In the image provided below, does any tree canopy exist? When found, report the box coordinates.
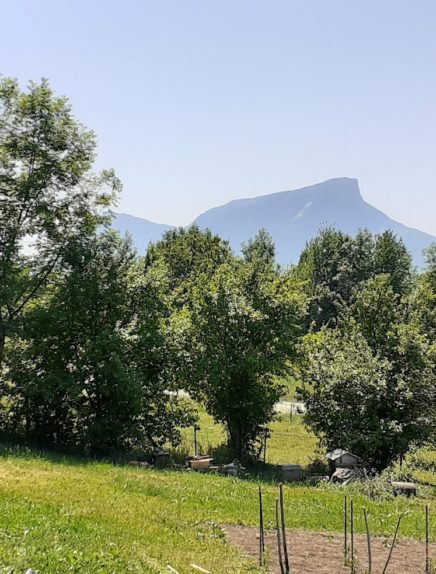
[1,77,434,469]
[298,228,413,329]
[0,78,120,363]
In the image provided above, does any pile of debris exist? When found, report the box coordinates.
[189,455,214,472]
[391,481,417,497]
[327,448,365,485]
[326,448,418,496]
[126,450,245,478]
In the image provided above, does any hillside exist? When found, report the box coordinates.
[194,178,435,267]
[113,178,435,267]
[0,447,434,573]
[111,213,173,254]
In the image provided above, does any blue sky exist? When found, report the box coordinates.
[2,1,436,234]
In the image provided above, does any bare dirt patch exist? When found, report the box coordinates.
[223,524,435,574]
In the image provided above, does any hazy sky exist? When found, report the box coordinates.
[2,1,436,234]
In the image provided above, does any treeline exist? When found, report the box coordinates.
[1,79,435,469]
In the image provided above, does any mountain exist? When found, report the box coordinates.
[111,213,173,254]
[193,178,434,267]
[112,178,435,267]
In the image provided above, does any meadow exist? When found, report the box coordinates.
[176,408,320,467]
[0,412,434,574]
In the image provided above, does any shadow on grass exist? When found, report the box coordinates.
[0,435,122,469]
[0,435,324,488]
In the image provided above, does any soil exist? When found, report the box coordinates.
[223,524,435,574]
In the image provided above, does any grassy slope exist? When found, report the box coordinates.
[177,409,319,465]
[180,408,436,484]
[0,447,435,574]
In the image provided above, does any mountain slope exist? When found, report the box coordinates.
[111,212,173,254]
[112,178,435,267]
[193,178,434,267]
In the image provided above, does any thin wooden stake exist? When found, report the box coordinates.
[344,495,348,565]
[263,432,267,463]
[381,515,402,574]
[279,483,290,573]
[350,499,355,573]
[259,486,265,566]
[425,505,430,574]
[363,508,372,573]
[194,425,198,457]
[276,499,285,574]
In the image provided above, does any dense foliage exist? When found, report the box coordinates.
[299,251,435,469]
[159,230,306,458]
[0,78,434,466]
[0,80,195,454]
[298,228,413,329]
[0,77,119,364]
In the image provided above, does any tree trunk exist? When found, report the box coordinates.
[227,422,245,461]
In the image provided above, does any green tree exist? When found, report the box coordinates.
[4,232,194,453]
[348,274,401,353]
[412,244,436,341]
[424,243,436,279]
[298,228,413,330]
[300,273,434,470]
[300,326,432,470]
[299,228,368,328]
[408,245,436,440]
[349,274,433,381]
[241,228,276,265]
[144,225,232,308]
[0,78,119,364]
[373,230,413,294]
[169,232,306,459]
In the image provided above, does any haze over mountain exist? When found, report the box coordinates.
[110,213,173,255]
[112,178,435,268]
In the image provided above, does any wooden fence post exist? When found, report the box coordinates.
[344,495,348,565]
[425,505,430,574]
[276,499,285,574]
[279,483,290,573]
[350,499,355,573]
[258,486,265,566]
[382,515,402,574]
[363,508,372,573]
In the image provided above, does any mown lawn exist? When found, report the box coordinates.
[0,447,435,574]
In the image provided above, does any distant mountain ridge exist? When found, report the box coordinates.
[112,178,435,268]
[110,212,173,255]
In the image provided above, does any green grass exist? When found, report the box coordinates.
[275,375,299,401]
[177,406,226,458]
[0,449,256,574]
[267,414,320,465]
[0,445,435,574]
[402,447,436,487]
[177,407,319,466]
